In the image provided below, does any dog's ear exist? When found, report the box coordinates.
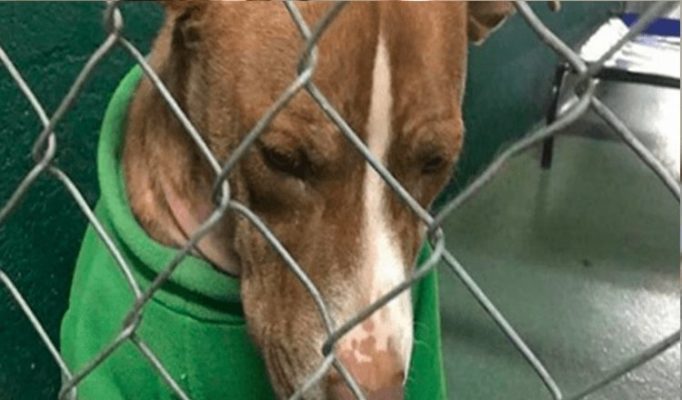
[159,0,207,51]
[467,1,515,45]
[159,0,203,13]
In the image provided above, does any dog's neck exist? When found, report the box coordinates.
[122,42,240,276]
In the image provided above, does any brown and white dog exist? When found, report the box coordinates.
[123,2,513,398]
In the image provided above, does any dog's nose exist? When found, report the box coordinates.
[327,343,405,400]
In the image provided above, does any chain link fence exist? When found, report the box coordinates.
[0,1,679,399]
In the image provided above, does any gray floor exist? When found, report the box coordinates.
[438,74,680,399]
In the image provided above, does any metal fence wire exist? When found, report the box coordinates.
[0,1,679,399]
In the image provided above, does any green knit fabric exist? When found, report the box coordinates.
[60,66,446,399]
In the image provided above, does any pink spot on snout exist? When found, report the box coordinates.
[333,338,405,397]
[357,335,377,359]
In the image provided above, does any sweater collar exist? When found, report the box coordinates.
[98,66,243,320]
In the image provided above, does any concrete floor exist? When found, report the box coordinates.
[438,134,679,399]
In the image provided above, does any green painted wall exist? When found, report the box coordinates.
[0,2,619,399]
[0,3,163,399]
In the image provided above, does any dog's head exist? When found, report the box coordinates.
[145,1,513,398]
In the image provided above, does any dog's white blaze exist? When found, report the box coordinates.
[343,34,413,377]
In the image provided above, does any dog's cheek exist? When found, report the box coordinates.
[233,219,293,336]
[232,214,266,280]
[240,271,328,399]
[260,338,326,400]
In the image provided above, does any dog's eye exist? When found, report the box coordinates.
[422,155,447,174]
[261,145,309,178]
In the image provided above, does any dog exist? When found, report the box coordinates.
[69,2,515,399]
[123,1,514,398]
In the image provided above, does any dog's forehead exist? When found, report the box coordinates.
[203,2,467,141]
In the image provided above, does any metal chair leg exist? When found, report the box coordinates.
[541,64,569,169]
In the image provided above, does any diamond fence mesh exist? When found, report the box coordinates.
[0,1,679,399]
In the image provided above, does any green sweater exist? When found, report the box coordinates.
[60,66,446,399]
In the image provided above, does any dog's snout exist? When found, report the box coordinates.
[327,333,405,400]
